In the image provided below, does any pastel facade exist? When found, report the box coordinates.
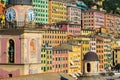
[32,0,49,24]
[114,15,120,34]
[41,29,67,47]
[113,48,120,66]
[103,37,112,70]
[105,13,115,28]
[53,44,68,73]
[67,24,81,36]
[67,3,81,24]
[68,44,81,75]
[49,0,67,24]
[82,10,105,29]
[104,13,115,35]
[72,35,90,55]
[96,35,104,71]
[41,44,53,73]
[90,37,96,53]
[72,35,90,73]
[81,29,94,36]
[0,29,43,78]
[96,33,112,70]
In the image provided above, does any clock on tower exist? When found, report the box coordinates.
[6,0,35,27]
[6,8,16,22]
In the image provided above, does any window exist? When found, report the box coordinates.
[8,74,12,77]
[87,63,91,72]
[8,39,14,63]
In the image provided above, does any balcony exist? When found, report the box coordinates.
[70,65,78,68]
[73,58,80,62]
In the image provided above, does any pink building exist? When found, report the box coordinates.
[82,9,105,29]
[67,3,81,36]
[67,24,81,36]
[53,43,69,73]
[0,29,42,78]
[67,3,81,24]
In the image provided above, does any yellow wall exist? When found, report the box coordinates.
[81,29,94,36]
[49,0,67,24]
[42,29,67,47]
[68,45,82,75]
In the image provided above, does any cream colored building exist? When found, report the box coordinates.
[83,52,99,76]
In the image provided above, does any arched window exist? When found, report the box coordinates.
[87,63,91,72]
[8,39,14,63]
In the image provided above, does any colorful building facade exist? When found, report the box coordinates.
[41,29,67,47]
[96,34,104,71]
[105,13,115,35]
[53,44,68,73]
[49,0,67,24]
[81,29,94,36]
[113,47,120,66]
[67,24,81,36]
[0,29,43,78]
[32,0,49,24]
[67,3,81,24]
[114,15,120,34]
[68,43,81,76]
[82,10,105,29]
[41,44,53,73]
[90,36,96,53]
[103,36,112,70]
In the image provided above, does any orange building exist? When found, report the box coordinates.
[82,9,105,29]
[96,34,104,71]
[105,13,115,33]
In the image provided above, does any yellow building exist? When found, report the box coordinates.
[73,35,90,55]
[41,29,67,47]
[68,42,82,76]
[81,29,95,36]
[113,47,120,66]
[41,44,53,73]
[49,0,67,24]
[68,35,90,73]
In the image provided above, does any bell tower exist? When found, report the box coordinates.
[0,0,43,78]
[5,0,35,28]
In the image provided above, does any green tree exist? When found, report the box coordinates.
[115,64,120,72]
[82,0,120,15]
[82,0,96,8]
[103,0,120,14]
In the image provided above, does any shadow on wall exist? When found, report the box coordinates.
[60,76,68,80]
